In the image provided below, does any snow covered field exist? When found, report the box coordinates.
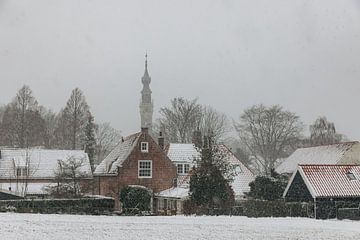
[0,213,359,240]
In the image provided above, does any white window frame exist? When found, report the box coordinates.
[140,142,149,153]
[177,164,183,174]
[184,164,190,173]
[138,160,152,178]
[177,163,190,174]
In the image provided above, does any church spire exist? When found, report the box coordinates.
[140,53,153,130]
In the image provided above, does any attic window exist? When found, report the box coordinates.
[141,142,149,153]
[346,172,356,181]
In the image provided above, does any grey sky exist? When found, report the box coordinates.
[1,0,360,139]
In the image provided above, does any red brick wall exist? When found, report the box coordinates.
[96,131,177,207]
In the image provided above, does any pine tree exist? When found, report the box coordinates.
[189,136,234,213]
[84,112,96,171]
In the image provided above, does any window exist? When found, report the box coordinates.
[177,164,190,174]
[138,160,152,178]
[177,164,183,174]
[346,172,356,181]
[141,142,149,153]
[184,164,190,173]
[16,167,28,177]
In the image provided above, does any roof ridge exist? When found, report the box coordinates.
[299,164,360,167]
[298,141,359,149]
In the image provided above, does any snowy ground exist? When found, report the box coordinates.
[0,213,359,240]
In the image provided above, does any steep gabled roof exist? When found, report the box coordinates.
[218,145,255,197]
[276,142,359,174]
[0,148,91,179]
[284,164,360,198]
[94,132,141,175]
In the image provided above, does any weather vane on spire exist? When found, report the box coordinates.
[145,52,148,69]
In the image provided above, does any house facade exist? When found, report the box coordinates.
[0,148,92,198]
[93,128,177,210]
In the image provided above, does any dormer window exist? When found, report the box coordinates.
[346,172,356,181]
[16,167,28,177]
[141,142,149,153]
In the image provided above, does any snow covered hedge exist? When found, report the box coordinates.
[0,197,114,215]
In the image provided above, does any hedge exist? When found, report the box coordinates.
[232,200,311,218]
[0,197,114,215]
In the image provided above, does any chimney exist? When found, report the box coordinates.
[158,131,164,150]
[141,127,149,134]
[192,129,202,148]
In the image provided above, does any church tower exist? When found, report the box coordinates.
[139,54,154,129]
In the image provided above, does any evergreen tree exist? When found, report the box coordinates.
[189,136,234,212]
[248,170,288,201]
[84,111,96,171]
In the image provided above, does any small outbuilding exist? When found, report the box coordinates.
[283,164,360,219]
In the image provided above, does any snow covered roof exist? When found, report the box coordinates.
[218,145,255,198]
[166,143,200,163]
[94,132,141,175]
[0,148,92,179]
[276,142,359,174]
[155,187,189,199]
[284,165,360,198]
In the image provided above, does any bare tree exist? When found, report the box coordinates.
[199,106,230,141]
[14,85,38,148]
[95,122,122,164]
[57,88,90,149]
[159,97,202,143]
[0,86,46,148]
[158,97,229,143]
[46,156,89,198]
[309,116,344,146]
[234,105,303,176]
[38,107,58,149]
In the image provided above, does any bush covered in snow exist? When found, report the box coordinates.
[119,186,151,214]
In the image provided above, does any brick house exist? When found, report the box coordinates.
[93,128,177,210]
